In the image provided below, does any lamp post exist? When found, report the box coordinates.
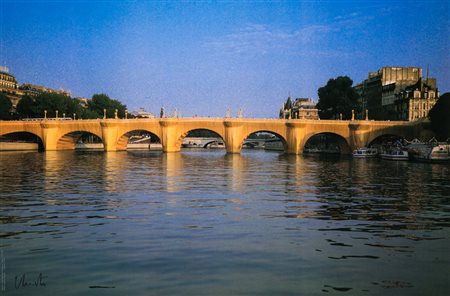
[44,110,47,119]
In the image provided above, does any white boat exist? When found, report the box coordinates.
[205,141,225,149]
[380,148,409,161]
[407,138,450,162]
[352,147,378,158]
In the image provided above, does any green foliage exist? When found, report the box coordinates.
[0,93,13,119]
[78,108,100,119]
[14,92,127,120]
[16,95,36,118]
[316,76,359,119]
[88,94,127,118]
[428,92,450,140]
[32,93,81,118]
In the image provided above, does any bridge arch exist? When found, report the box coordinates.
[0,131,44,151]
[367,133,408,148]
[241,130,288,153]
[177,128,226,150]
[367,134,407,149]
[116,129,162,151]
[303,132,351,154]
[56,130,104,150]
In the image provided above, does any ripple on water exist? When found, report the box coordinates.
[0,150,449,295]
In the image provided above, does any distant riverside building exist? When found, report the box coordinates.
[280,97,319,120]
[354,66,439,121]
[131,107,155,118]
[0,65,72,111]
[395,78,439,121]
[20,83,71,97]
[0,66,23,108]
[75,97,89,108]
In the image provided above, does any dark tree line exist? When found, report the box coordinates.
[316,76,360,120]
[428,92,450,140]
[0,93,12,119]
[0,92,127,120]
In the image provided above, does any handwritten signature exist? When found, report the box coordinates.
[14,272,47,289]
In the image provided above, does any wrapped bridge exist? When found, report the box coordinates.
[0,118,424,154]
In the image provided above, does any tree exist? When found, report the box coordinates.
[88,94,127,118]
[16,95,37,118]
[316,76,359,119]
[428,92,450,140]
[0,93,12,120]
[33,93,80,118]
[78,108,100,119]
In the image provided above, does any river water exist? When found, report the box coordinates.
[0,150,449,295]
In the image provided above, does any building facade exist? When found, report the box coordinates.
[354,66,439,121]
[395,78,439,121]
[0,65,73,111]
[75,97,89,108]
[131,107,155,118]
[0,66,23,108]
[20,83,71,97]
[280,97,319,120]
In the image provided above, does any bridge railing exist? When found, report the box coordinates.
[0,117,415,126]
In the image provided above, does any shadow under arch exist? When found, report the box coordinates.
[0,131,44,151]
[367,134,407,148]
[177,128,226,150]
[303,132,351,154]
[57,131,104,150]
[241,130,288,153]
[116,129,162,151]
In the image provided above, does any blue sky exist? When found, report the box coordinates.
[1,0,448,117]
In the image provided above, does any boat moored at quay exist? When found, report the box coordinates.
[352,147,378,158]
[380,148,409,161]
[406,138,450,162]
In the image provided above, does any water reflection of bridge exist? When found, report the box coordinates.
[0,118,425,154]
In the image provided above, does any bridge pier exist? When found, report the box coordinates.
[348,122,373,152]
[100,121,119,152]
[224,120,243,154]
[41,122,60,151]
[160,120,181,153]
[286,121,307,154]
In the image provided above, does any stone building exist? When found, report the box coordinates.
[75,97,89,108]
[280,97,319,120]
[395,78,439,121]
[131,107,155,118]
[20,83,71,97]
[0,65,73,111]
[0,66,23,108]
[354,66,439,120]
